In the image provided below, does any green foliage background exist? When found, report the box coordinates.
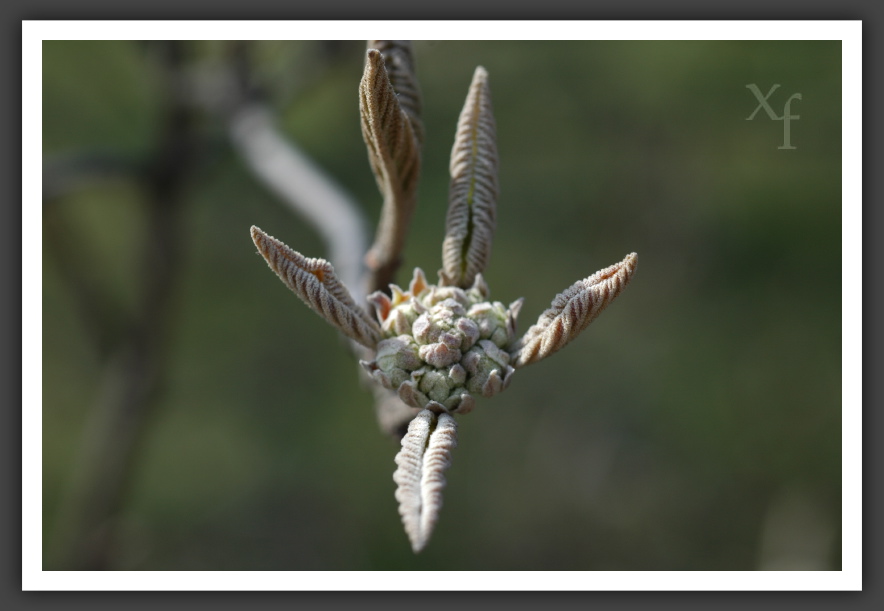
[42,40,841,570]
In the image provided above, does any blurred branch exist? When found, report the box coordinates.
[220,41,369,302]
[229,106,368,298]
[42,151,142,202]
[42,207,127,359]
[42,152,144,358]
[364,367,419,440]
[222,42,415,439]
[49,40,197,570]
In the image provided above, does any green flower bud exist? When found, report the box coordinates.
[362,268,522,414]
[463,339,514,397]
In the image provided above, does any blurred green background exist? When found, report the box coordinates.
[42,40,841,571]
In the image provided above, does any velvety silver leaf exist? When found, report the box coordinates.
[251,226,382,349]
[393,409,458,553]
[511,252,638,368]
[360,48,422,292]
[440,66,499,289]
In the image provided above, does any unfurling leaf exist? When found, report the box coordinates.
[360,48,422,292]
[393,409,458,553]
[440,66,498,289]
[251,226,382,349]
[511,252,638,368]
[367,40,423,145]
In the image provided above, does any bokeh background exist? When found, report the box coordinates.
[42,40,841,571]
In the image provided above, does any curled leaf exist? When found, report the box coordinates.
[251,226,382,349]
[511,252,638,368]
[393,409,458,553]
[360,48,422,292]
[440,66,499,289]
[367,40,423,144]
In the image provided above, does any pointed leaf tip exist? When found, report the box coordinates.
[360,42,423,291]
[393,409,458,552]
[250,226,382,349]
[441,66,499,288]
[512,252,637,368]
[367,41,423,145]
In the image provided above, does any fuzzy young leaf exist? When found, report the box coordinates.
[360,48,422,292]
[511,253,638,368]
[393,409,458,553]
[367,40,423,145]
[251,226,382,349]
[440,66,499,289]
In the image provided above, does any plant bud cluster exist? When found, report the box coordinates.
[362,268,522,414]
